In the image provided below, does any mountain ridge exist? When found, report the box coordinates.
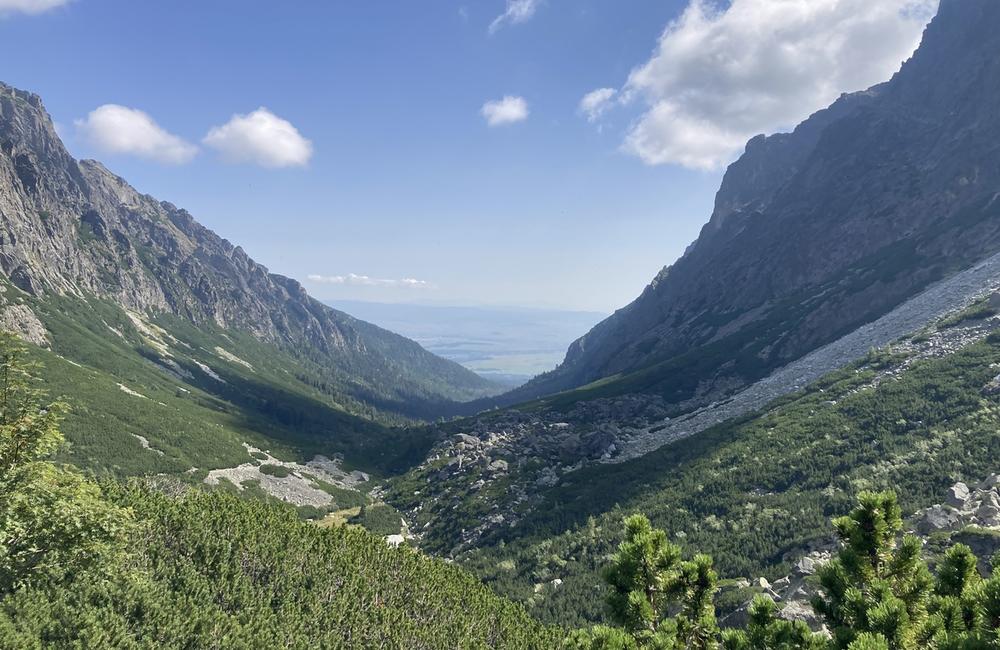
[496,0,1000,412]
[0,81,498,418]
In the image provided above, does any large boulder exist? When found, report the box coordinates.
[454,433,480,447]
[947,482,971,509]
[917,505,964,534]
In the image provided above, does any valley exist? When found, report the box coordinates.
[8,0,1000,647]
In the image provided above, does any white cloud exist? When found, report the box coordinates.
[608,0,938,170]
[481,96,529,127]
[489,0,539,34]
[578,88,617,123]
[0,0,70,16]
[307,274,434,289]
[203,108,312,168]
[75,105,198,165]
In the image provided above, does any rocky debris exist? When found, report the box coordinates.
[0,303,48,346]
[214,346,254,371]
[193,360,225,383]
[947,482,971,509]
[204,444,368,507]
[916,505,964,534]
[616,267,1000,461]
[455,433,480,447]
[156,357,194,381]
[394,297,1000,553]
[765,476,1000,633]
[981,474,1000,490]
[727,474,1000,632]
[914,481,1000,534]
[132,434,164,456]
[117,383,147,399]
[795,556,818,576]
[778,599,825,632]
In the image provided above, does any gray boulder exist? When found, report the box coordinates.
[947,482,971,509]
[917,505,963,534]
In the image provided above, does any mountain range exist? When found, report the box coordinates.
[10,0,1000,644]
[498,0,1000,416]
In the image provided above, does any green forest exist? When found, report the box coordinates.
[9,320,1000,648]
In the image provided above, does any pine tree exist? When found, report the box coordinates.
[0,333,128,593]
[603,513,683,647]
[721,595,827,649]
[811,491,932,649]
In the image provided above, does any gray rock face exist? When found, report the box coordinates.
[504,0,1000,411]
[0,302,47,346]
[917,505,964,534]
[947,482,972,509]
[0,82,496,414]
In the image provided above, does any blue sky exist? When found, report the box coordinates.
[0,0,935,311]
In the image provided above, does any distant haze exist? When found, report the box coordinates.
[329,301,607,387]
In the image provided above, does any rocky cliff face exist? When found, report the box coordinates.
[0,82,496,413]
[508,0,1000,408]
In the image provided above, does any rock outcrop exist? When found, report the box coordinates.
[501,0,1000,413]
[0,82,497,415]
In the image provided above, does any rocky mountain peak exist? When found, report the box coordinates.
[499,0,1000,411]
[0,81,497,415]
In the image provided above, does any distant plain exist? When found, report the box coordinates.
[328,300,607,387]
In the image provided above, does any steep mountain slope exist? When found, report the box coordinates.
[390,295,1000,628]
[503,0,1000,411]
[0,80,497,420]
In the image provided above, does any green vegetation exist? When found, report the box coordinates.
[259,463,293,478]
[307,475,367,509]
[350,503,404,537]
[12,315,1000,647]
[439,335,1000,628]
[937,297,997,329]
[0,337,559,648]
[567,492,1000,649]
[11,288,441,477]
[0,333,128,595]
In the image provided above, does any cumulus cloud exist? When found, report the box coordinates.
[603,0,938,170]
[489,0,539,33]
[579,88,617,123]
[481,96,529,127]
[75,105,198,165]
[0,0,70,16]
[203,108,312,168]
[307,274,433,289]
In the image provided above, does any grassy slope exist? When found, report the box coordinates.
[13,284,437,478]
[444,336,1000,628]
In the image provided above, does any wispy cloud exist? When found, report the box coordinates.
[578,88,617,123]
[75,105,198,165]
[307,274,434,289]
[0,0,70,16]
[481,96,529,127]
[489,0,539,34]
[203,108,312,168]
[587,0,938,170]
